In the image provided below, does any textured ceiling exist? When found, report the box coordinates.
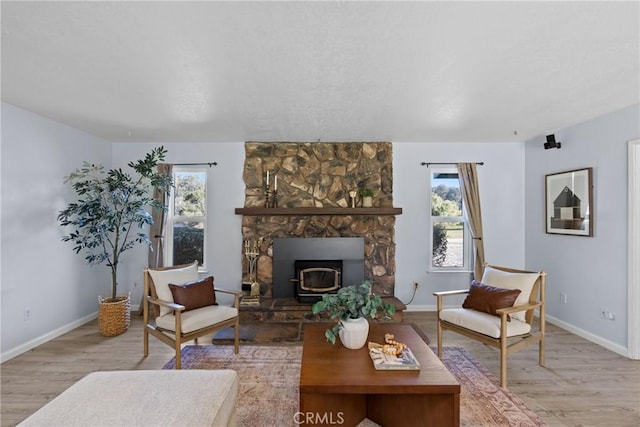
[1,1,638,143]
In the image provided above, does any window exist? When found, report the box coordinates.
[429,167,472,271]
[166,167,207,268]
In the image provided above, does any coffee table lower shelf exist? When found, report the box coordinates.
[299,324,460,427]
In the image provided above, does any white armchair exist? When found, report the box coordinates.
[143,261,240,369]
[434,264,546,387]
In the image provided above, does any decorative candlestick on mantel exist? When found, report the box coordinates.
[264,171,278,208]
[349,191,358,208]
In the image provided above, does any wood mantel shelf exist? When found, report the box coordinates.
[235,207,402,216]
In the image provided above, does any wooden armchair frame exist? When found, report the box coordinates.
[434,265,546,388]
[143,264,240,369]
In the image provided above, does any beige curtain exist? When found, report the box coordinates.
[148,163,173,268]
[457,163,485,280]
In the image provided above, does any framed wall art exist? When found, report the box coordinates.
[545,167,593,236]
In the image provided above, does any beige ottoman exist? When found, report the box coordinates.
[18,370,238,427]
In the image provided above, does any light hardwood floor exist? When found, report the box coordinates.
[1,312,639,426]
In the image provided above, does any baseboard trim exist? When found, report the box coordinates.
[404,304,436,312]
[545,314,628,357]
[1,312,97,363]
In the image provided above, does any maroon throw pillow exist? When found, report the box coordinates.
[462,280,521,320]
[168,276,216,312]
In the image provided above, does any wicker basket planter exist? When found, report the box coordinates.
[98,293,130,337]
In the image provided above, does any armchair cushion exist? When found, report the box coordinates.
[148,261,199,316]
[462,280,521,320]
[440,308,531,339]
[481,266,539,322]
[156,305,239,334]
[169,276,216,311]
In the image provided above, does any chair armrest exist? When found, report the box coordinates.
[214,288,241,309]
[496,301,542,315]
[214,288,242,297]
[146,296,185,312]
[434,289,469,313]
[433,289,470,297]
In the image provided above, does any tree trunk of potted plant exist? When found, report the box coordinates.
[58,147,173,336]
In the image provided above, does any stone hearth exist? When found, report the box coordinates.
[239,142,399,297]
[238,297,406,323]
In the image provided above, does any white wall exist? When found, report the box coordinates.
[1,103,112,360]
[394,142,528,308]
[525,103,640,352]
[111,142,245,307]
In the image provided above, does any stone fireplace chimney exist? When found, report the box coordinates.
[237,142,400,297]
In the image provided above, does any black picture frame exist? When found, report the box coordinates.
[545,167,593,236]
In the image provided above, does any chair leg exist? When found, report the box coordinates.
[175,335,182,370]
[500,318,508,388]
[436,320,443,358]
[436,296,443,358]
[500,336,507,388]
[143,327,149,357]
[539,310,546,367]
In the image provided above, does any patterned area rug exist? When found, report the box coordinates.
[163,345,544,427]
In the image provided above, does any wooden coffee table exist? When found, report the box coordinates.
[299,323,460,427]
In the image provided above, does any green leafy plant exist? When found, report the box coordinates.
[359,188,375,198]
[57,147,173,301]
[311,281,396,344]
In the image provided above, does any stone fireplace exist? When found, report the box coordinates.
[238,142,399,297]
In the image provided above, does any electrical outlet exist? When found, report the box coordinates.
[24,308,32,321]
[560,292,568,304]
[413,282,419,290]
[600,308,616,320]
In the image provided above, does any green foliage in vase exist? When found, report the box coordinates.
[311,281,396,345]
[57,147,173,301]
[359,188,375,198]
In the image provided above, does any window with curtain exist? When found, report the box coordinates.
[429,167,472,271]
[165,167,207,268]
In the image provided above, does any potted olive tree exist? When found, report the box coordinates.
[57,147,173,336]
[311,281,395,349]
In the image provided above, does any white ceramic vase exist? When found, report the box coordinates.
[338,317,370,349]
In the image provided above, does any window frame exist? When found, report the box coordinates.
[428,166,473,273]
[165,166,208,271]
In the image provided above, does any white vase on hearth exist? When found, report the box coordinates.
[338,317,370,349]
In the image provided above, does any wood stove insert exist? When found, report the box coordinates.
[292,259,342,303]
